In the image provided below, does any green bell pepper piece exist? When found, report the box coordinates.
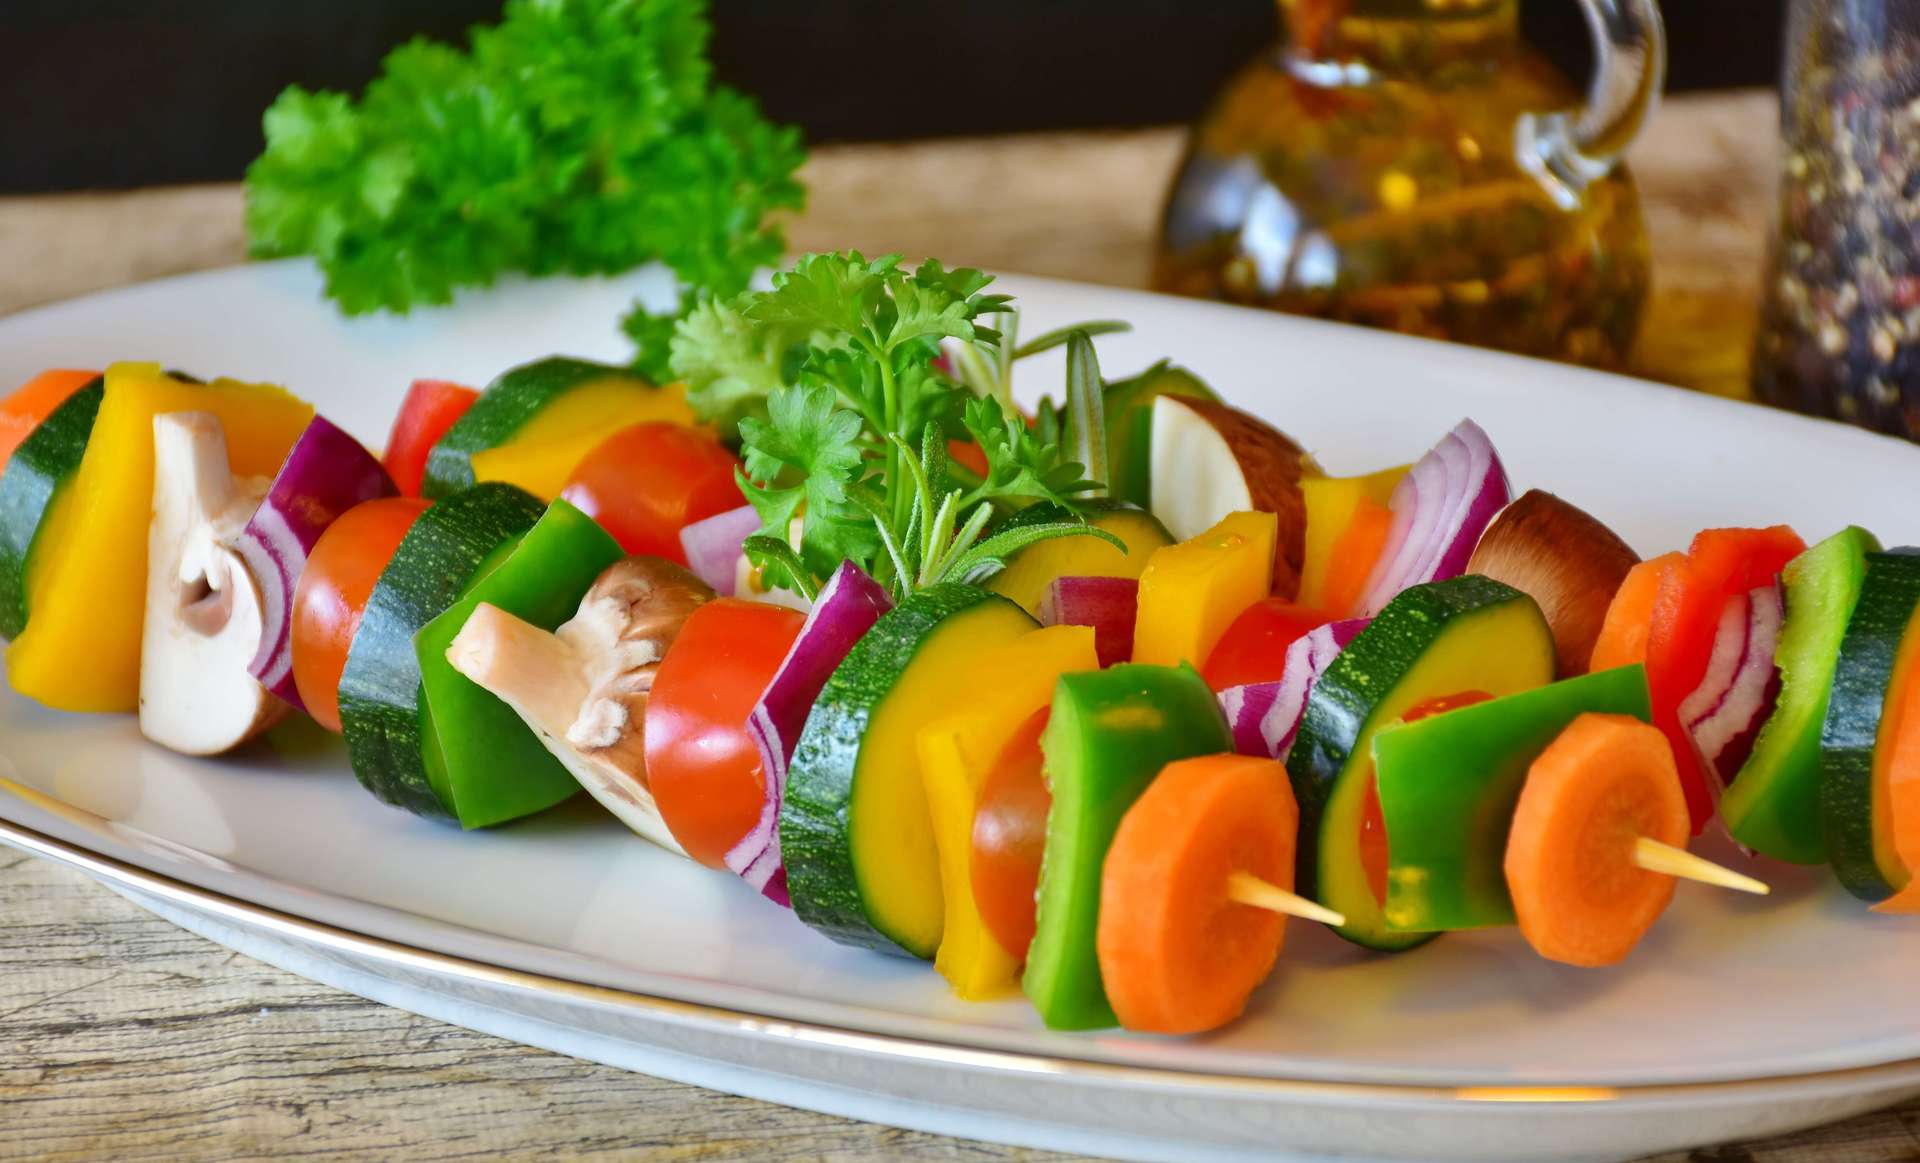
[415,498,624,828]
[1725,526,1880,863]
[1023,662,1232,1030]
[1372,665,1652,932]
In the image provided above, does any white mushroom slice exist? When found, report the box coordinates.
[140,412,287,755]
[446,557,712,853]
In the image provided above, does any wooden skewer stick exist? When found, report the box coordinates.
[1633,837,1771,896]
[1226,871,1349,926]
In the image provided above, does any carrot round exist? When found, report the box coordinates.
[1097,754,1297,1034]
[1590,552,1682,672]
[1504,713,1689,967]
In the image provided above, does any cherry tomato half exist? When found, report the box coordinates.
[560,422,742,563]
[1201,598,1333,691]
[291,497,431,733]
[971,709,1052,960]
[383,379,477,496]
[1359,690,1496,906]
[644,598,805,868]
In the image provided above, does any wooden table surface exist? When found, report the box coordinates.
[5,88,1911,1162]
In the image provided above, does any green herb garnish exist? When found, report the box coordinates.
[244,0,804,379]
[677,252,1123,600]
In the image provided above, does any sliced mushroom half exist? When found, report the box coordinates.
[140,412,287,755]
[447,556,713,853]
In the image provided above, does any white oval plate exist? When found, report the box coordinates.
[5,261,1920,1162]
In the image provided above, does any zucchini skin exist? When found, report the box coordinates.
[1287,574,1541,952]
[1821,549,1920,902]
[0,377,103,639]
[421,357,622,499]
[781,584,998,956]
[339,482,545,817]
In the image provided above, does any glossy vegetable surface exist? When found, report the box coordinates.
[561,421,741,562]
[1725,527,1879,863]
[782,586,1036,958]
[1098,754,1298,1035]
[647,598,806,868]
[1373,666,1653,932]
[916,624,1097,998]
[415,499,623,828]
[384,379,477,496]
[1505,713,1690,968]
[0,370,97,470]
[6,363,312,712]
[1133,511,1277,668]
[1287,575,1555,950]
[291,497,431,734]
[338,483,545,817]
[1023,662,1231,1030]
[0,375,101,640]
[423,357,693,499]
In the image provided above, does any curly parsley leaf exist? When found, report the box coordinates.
[246,0,803,357]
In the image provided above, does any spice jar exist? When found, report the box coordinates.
[1755,0,1920,437]
[1155,0,1666,370]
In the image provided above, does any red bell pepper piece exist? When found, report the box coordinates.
[1646,526,1806,832]
[383,379,478,496]
[1199,598,1332,690]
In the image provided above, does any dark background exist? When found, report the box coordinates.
[3,0,1783,194]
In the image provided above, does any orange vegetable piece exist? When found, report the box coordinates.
[1590,552,1681,672]
[1874,634,1920,914]
[1320,496,1395,617]
[1097,754,1297,1035]
[0,370,97,470]
[1504,713,1689,968]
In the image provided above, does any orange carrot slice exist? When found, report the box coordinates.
[1504,713,1689,968]
[0,370,97,470]
[1097,754,1297,1034]
[1320,496,1394,617]
[1590,552,1682,672]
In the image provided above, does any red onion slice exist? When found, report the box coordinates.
[1038,576,1138,667]
[680,504,760,596]
[230,416,396,709]
[1220,616,1370,760]
[729,561,893,903]
[1683,583,1785,786]
[1359,419,1512,616]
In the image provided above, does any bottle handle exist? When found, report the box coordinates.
[1517,0,1667,209]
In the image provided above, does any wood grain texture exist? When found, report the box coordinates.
[7,89,1910,1162]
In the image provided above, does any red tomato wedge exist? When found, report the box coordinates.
[560,422,742,563]
[384,380,478,496]
[0,369,98,470]
[291,497,432,733]
[1646,527,1805,831]
[1201,598,1333,690]
[971,708,1052,961]
[1360,690,1495,905]
[645,598,805,868]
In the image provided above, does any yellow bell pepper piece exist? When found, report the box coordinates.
[917,625,1100,999]
[1297,465,1409,610]
[468,378,696,500]
[1132,511,1277,668]
[8,362,312,712]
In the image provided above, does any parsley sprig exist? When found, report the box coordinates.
[245,0,803,378]
[678,252,1124,601]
